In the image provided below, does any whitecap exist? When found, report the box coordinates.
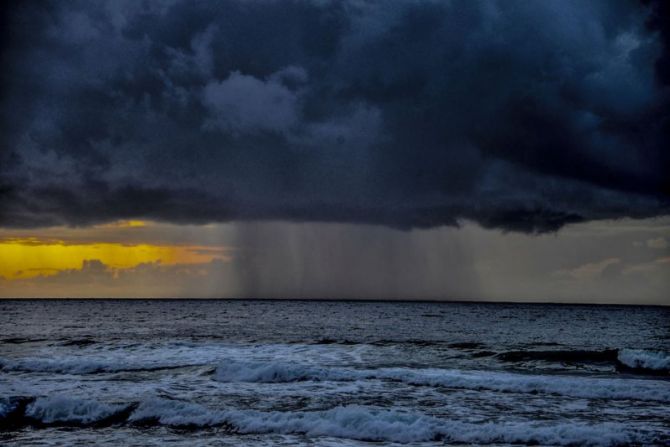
[617,349,670,372]
[25,396,128,425]
[122,399,642,445]
[212,361,670,402]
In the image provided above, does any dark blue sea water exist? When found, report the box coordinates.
[1,300,669,446]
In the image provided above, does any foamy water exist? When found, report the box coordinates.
[1,300,668,445]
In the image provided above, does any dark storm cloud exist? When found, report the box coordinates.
[1,0,668,232]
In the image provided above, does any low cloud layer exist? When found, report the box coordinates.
[1,220,667,303]
[1,0,669,232]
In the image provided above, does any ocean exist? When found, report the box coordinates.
[1,300,668,446]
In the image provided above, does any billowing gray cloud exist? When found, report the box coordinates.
[1,0,668,232]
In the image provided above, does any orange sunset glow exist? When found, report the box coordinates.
[0,222,231,280]
[0,241,225,280]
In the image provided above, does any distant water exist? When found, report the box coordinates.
[1,300,669,446]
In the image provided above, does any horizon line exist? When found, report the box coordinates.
[0,297,666,308]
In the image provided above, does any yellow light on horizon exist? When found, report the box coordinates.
[0,239,229,280]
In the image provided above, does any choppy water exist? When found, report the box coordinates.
[1,300,669,446]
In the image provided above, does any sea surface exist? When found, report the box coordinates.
[1,300,669,446]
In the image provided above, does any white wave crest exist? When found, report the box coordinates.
[382,368,670,402]
[118,398,638,445]
[618,349,670,371]
[230,405,444,443]
[6,396,651,445]
[213,360,344,383]
[213,361,670,402]
[25,397,126,425]
[129,398,227,427]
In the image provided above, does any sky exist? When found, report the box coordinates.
[0,0,668,303]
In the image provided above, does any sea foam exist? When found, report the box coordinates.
[2,396,644,445]
[25,397,129,426]
[617,349,670,372]
[213,359,346,383]
[213,361,670,402]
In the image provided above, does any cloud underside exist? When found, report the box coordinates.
[1,0,669,232]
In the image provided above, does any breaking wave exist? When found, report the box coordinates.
[25,397,133,426]
[617,349,670,374]
[214,360,340,383]
[0,396,652,445]
[496,348,670,375]
[212,361,670,402]
[0,397,134,428]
